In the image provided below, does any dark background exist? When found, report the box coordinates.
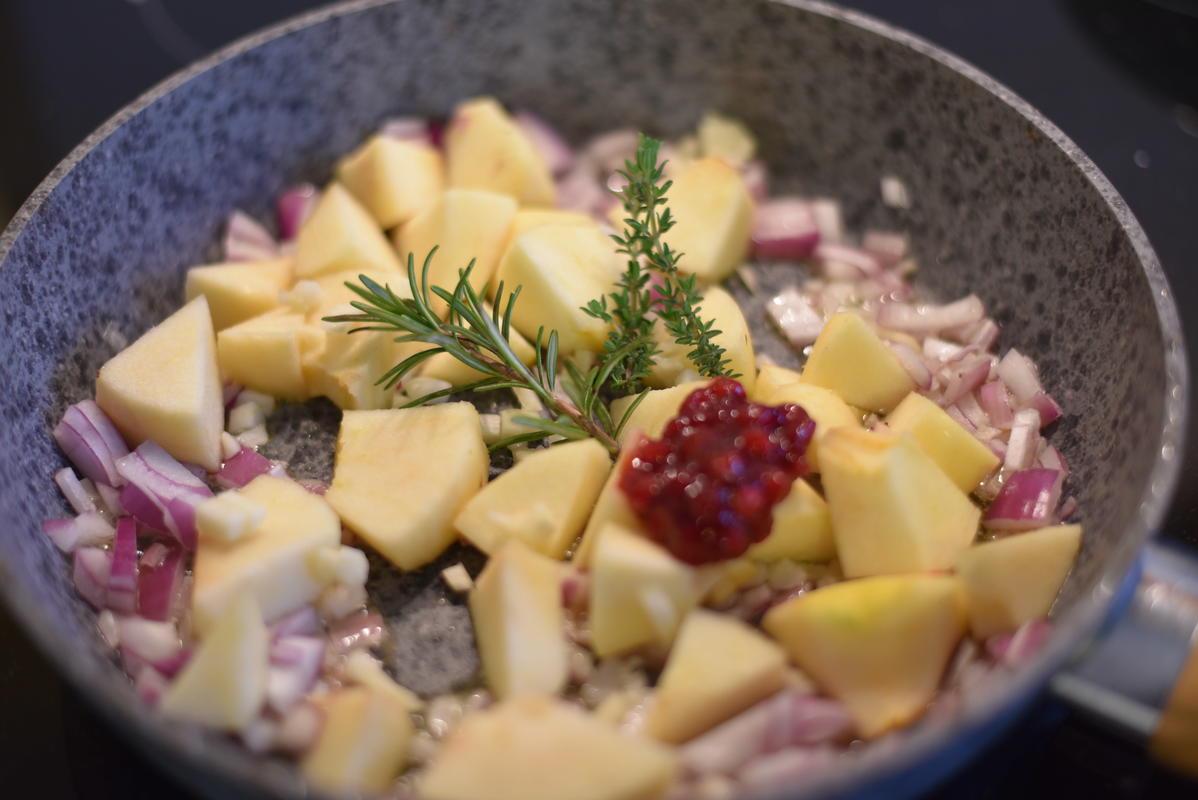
[0,0,1195,797]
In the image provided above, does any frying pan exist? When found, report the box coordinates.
[0,1,1191,797]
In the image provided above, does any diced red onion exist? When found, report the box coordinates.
[152,647,192,679]
[979,381,1014,428]
[216,446,274,489]
[1057,495,1078,520]
[862,231,908,267]
[1027,391,1063,427]
[117,616,181,664]
[817,282,857,316]
[139,542,169,569]
[814,243,882,279]
[995,349,1043,405]
[95,482,124,516]
[53,400,129,486]
[945,404,977,434]
[55,468,97,515]
[271,605,321,639]
[97,610,120,648]
[809,198,843,243]
[986,619,1052,667]
[739,748,837,791]
[876,295,985,335]
[955,392,992,431]
[329,609,385,652]
[741,159,769,202]
[275,183,319,241]
[766,288,825,348]
[751,198,820,261]
[379,116,435,146]
[223,382,244,412]
[514,111,574,175]
[886,341,932,390]
[1037,443,1069,478]
[580,129,638,172]
[138,543,185,622]
[223,210,279,262]
[106,518,139,614]
[561,569,591,611]
[555,165,610,216]
[961,318,1000,350]
[73,547,113,609]
[116,442,213,550]
[940,357,991,407]
[1003,408,1042,473]
[296,479,329,496]
[266,636,326,714]
[42,512,114,553]
[134,666,171,707]
[922,337,970,363]
[983,469,1062,531]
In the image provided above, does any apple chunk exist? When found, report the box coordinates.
[325,405,489,570]
[184,258,291,331]
[469,541,567,700]
[647,286,756,394]
[420,695,677,800]
[660,157,753,282]
[95,296,224,471]
[216,309,323,401]
[336,134,444,228]
[645,609,788,743]
[444,97,556,207]
[886,392,999,492]
[763,574,966,738]
[746,478,835,563]
[294,183,402,278]
[956,524,1081,638]
[801,312,914,414]
[302,687,414,795]
[455,439,611,558]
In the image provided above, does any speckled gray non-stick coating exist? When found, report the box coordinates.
[0,1,1185,799]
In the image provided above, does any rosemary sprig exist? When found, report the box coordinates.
[325,249,618,452]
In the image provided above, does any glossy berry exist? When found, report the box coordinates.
[619,378,815,564]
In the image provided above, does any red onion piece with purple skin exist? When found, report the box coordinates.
[751,198,820,262]
[73,547,112,609]
[270,606,321,640]
[138,543,185,622]
[876,294,985,335]
[983,468,1063,531]
[223,210,279,261]
[814,242,882,278]
[275,183,320,241]
[134,666,170,706]
[53,400,129,486]
[514,111,575,175]
[979,381,1015,428]
[216,446,274,489]
[266,636,326,714]
[116,441,213,550]
[107,518,139,614]
[42,512,114,553]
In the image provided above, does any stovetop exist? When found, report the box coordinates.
[0,1,1195,797]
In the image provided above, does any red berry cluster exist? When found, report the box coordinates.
[619,378,815,564]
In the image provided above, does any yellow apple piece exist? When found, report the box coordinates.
[820,427,980,578]
[660,157,753,282]
[336,134,444,228]
[647,286,756,393]
[506,208,594,242]
[455,439,611,558]
[444,96,555,206]
[590,524,699,658]
[886,392,1000,492]
[342,650,424,712]
[746,478,835,563]
[394,188,518,313]
[753,380,862,472]
[95,296,224,470]
[294,183,403,278]
[751,364,802,400]
[801,312,915,413]
[192,475,341,634]
[572,438,644,568]
[763,574,966,738]
[645,610,788,743]
[302,687,414,795]
[216,309,323,401]
[494,223,622,353]
[956,524,1082,638]
[309,268,413,308]
[184,258,292,331]
[420,695,677,800]
[609,381,709,447]
[697,112,756,167]
[325,405,488,570]
[469,541,567,700]
[160,593,268,730]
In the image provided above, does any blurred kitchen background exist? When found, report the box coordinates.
[0,0,1196,798]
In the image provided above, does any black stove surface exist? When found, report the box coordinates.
[0,1,1195,798]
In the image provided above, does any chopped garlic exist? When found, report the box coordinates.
[236,389,277,416]
[227,402,265,435]
[236,423,269,450]
[280,280,323,314]
[440,563,474,593]
[196,491,266,543]
[343,650,425,712]
[220,432,242,460]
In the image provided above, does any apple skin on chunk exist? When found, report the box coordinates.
[325,405,489,570]
[646,286,756,394]
[336,134,444,228]
[469,541,568,700]
[956,524,1081,638]
[886,391,1000,493]
[184,258,292,331]
[660,157,753,282]
[160,592,268,730]
[589,524,699,658]
[192,475,341,635]
[800,312,915,414]
[645,609,788,743]
[763,574,966,738]
[302,686,414,795]
[95,296,224,471]
[294,183,403,278]
[751,380,862,473]
[393,188,518,314]
[820,427,980,578]
[444,97,556,207]
[455,439,611,558]
[420,695,677,800]
[494,223,622,354]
